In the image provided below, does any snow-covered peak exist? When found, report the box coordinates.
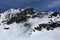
[1,8,60,31]
[0,8,60,40]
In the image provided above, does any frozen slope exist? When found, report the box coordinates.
[0,8,60,40]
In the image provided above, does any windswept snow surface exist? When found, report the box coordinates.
[0,8,60,40]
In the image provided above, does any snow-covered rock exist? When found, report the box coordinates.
[0,8,60,40]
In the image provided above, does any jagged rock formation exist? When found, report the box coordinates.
[35,21,60,31]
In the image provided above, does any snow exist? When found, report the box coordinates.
[0,8,60,40]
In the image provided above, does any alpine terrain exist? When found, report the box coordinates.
[0,8,60,40]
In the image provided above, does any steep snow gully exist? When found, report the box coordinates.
[0,8,60,40]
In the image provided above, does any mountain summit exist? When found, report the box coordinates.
[0,8,60,40]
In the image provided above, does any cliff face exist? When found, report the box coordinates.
[0,8,60,40]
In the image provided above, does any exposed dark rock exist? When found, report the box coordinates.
[7,17,17,25]
[35,21,60,31]
[35,26,42,31]
[50,12,60,17]
[57,17,59,19]
[4,28,10,30]
[24,8,35,15]
[32,15,39,18]
[33,30,35,32]
[24,23,30,27]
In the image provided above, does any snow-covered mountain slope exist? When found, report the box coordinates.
[0,8,60,40]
